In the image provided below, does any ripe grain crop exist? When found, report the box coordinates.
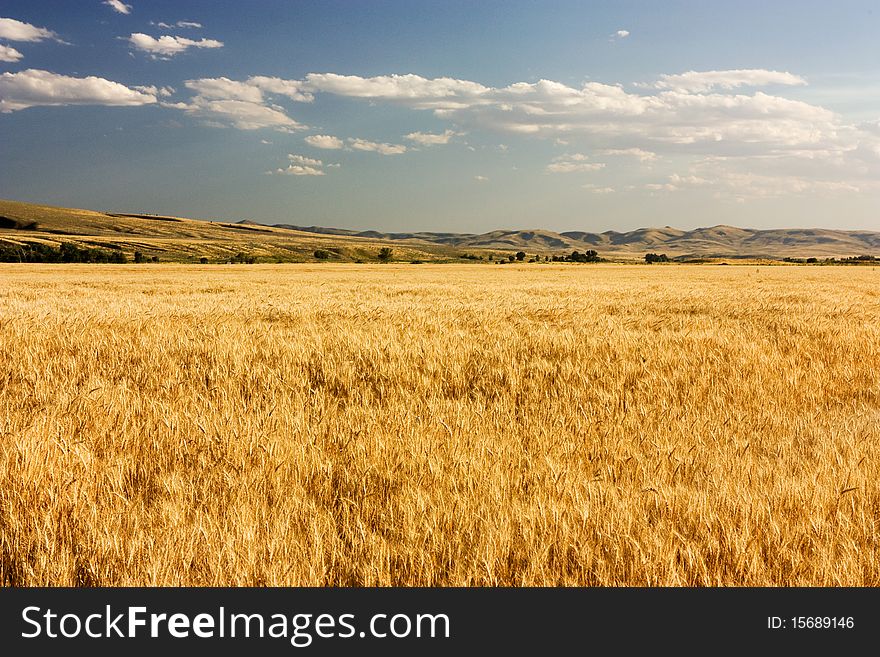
[1,263,879,586]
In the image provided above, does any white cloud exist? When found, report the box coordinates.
[0,44,23,62]
[166,76,311,131]
[103,0,132,15]
[0,68,156,112]
[183,76,312,103]
[404,129,457,145]
[303,73,489,109]
[295,70,831,153]
[613,30,630,38]
[167,69,880,195]
[547,154,605,173]
[288,154,323,166]
[347,137,406,155]
[600,147,657,162]
[133,85,173,97]
[583,184,615,194]
[128,33,223,58]
[277,165,323,176]
[655,69,807,93]
[260,139,272,144]
[164,98,303,131]
[246,76,313,102]
[273,153,336,176]
[0,17,60,42]
[156,20,202,29]
[474,175,489,182]
[305,134,344,149]
[547,161,606,173]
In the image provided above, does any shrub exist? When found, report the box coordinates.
[0,241,126,263]
[134,251,144,263]
[314,249,331,260]
[377,247,393,262]
[200,257,209,264]
[515,251,526,261]
[645,253,669,264]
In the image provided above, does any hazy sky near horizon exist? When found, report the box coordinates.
[1,1,879,232]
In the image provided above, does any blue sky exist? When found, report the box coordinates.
[1,1,879,232]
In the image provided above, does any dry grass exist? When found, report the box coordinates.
[1,263,879,586]
[0,198,454,263]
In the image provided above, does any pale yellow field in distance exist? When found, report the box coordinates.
[1,263,879,586]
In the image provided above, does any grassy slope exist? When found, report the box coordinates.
[0,199,461,263]
[1,197,878,261]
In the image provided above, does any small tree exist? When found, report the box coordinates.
[314,249,331,260]
[515,251,526,261]
[199,256,209,264]
[508,254,515,262]
[645,253,669,263]
[377,247,393,262]
[134,251,144,263]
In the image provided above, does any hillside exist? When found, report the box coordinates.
[276,222,880,259]
[1,198,878,262]
[0,199,457,263]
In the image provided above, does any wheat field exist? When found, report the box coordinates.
[1,263,879,586]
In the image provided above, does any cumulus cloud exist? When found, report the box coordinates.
[164,76,311,131]
[0,68,156,112]
[655,69,807,93]
[164,98,303,131]
[292,70,832,153]
[305,134,344,149]
[303,73,489,109]
[0,44,23,62]
[612,30,630,39]
[128,33,223,58]
[167,68,880,195]
[404,129,457,145]
[273,153,336,176]
[0,17,61,42]
[103,0,132,14]
[348,137,406,155]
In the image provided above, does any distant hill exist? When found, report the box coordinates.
[274,222,880,259]
[1,198,878,262]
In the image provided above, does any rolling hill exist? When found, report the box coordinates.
[1,197,878,262]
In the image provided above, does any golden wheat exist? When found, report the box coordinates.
[1,263,879,585]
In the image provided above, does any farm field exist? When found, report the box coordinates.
[1,263,879,586]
